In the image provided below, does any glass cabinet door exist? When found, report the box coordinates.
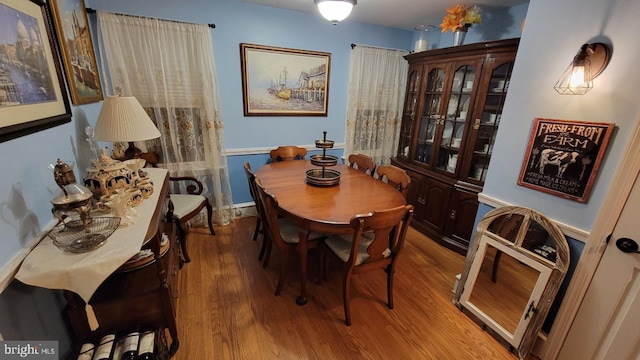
[467,58,515,183]
[414,65,446,166]
[398,64,422,159]
[438,64,476,174]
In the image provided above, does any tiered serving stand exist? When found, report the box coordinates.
[306,131,341,186]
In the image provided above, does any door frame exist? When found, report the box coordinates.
[542,115,640,359]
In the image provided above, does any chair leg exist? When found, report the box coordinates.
[205,201,215,235]
[176,221,190,266]
[343,274,352,326]
[258,226,268,261]
[262,238,273,268]
[275,250,288,296]
[252,217,261,241]
[387,265,394,309]
[492,250,503,283]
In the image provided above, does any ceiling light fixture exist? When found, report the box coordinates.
[554,42,611,95]
[315,0,357,25]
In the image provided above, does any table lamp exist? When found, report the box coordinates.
[94,95,161,160]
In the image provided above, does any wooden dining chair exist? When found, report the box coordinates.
[254,178,326,296]
[319,204,414,325]
[348,153,376,176]
[169,176,215,267]
[375,165,411,197]
[269,146,307,162]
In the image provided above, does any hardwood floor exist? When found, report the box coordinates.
[173,216,517,359]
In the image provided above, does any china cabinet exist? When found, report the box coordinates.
[392,38,519,254]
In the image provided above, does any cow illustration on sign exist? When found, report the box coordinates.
[518,118,614,203]
[538,149,580,178]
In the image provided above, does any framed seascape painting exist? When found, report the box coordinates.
[0,0,72,143]
[50,0,103,105]
[240,43,330,116]
[517,118,614,203]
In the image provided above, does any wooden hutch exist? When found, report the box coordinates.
[391,38,519,255]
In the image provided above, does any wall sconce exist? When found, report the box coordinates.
[315,0,356,25]
[554,42,611,95]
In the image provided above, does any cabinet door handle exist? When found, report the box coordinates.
[450,210,457,219]
[474,118,481,130]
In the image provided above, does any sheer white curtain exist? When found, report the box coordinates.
[345,45,409,165]
[96,11,234,225]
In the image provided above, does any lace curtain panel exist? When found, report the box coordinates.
[96,11,234,225]
[344,46,409,165]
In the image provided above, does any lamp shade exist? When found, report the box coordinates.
[554,43,611,95]
[94,96,161,142]
[315,0,356,24]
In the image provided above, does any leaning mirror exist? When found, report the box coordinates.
[453,206,569,359]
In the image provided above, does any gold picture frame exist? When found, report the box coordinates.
[240,43,330,116]
[0,0,71,143]
[517,118,614,202]
[50,0,103,105]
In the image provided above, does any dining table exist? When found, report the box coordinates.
[255,160,406,305]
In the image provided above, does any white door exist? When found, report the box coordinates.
[558,169,640,359]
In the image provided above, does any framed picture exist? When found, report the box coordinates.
[517,118,615,203]
[240,43,330,116]
[50,0,102,105]
[0,0,71,143]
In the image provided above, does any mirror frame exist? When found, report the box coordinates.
[453,206,570,359]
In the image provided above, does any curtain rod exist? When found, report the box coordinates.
[351,43,408,52]
[85,7,216,28]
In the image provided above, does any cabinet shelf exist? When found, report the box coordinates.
[393,38,519,255]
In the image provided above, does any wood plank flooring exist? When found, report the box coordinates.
[173,216,518,360]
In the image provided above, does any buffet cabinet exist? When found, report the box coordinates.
[392,38,519,254]
[63,171,181,355]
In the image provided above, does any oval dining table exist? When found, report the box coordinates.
[255,160,406,305]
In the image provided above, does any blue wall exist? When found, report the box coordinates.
[0,0,528,351]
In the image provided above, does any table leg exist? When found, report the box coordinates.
[296,229,310,306]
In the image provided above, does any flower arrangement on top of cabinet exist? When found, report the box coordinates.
[440,4,482,32]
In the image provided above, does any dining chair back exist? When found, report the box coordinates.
[320,204,414,325]
[269,146,307,162]
[169,176,215,267]
[348,153,376,177]
[254,178,326,296]
[375,165,411,197]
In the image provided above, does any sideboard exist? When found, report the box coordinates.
[16,168,180,355]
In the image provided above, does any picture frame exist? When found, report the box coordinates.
[517,118,615,203]
[0,0,72,143]
[240,43,330,116]
[50,0,103,105]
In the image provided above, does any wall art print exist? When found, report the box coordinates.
[517,118,614,203]
[0,0,71,143]
[240,43,330,116]
[50,0,103,105]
